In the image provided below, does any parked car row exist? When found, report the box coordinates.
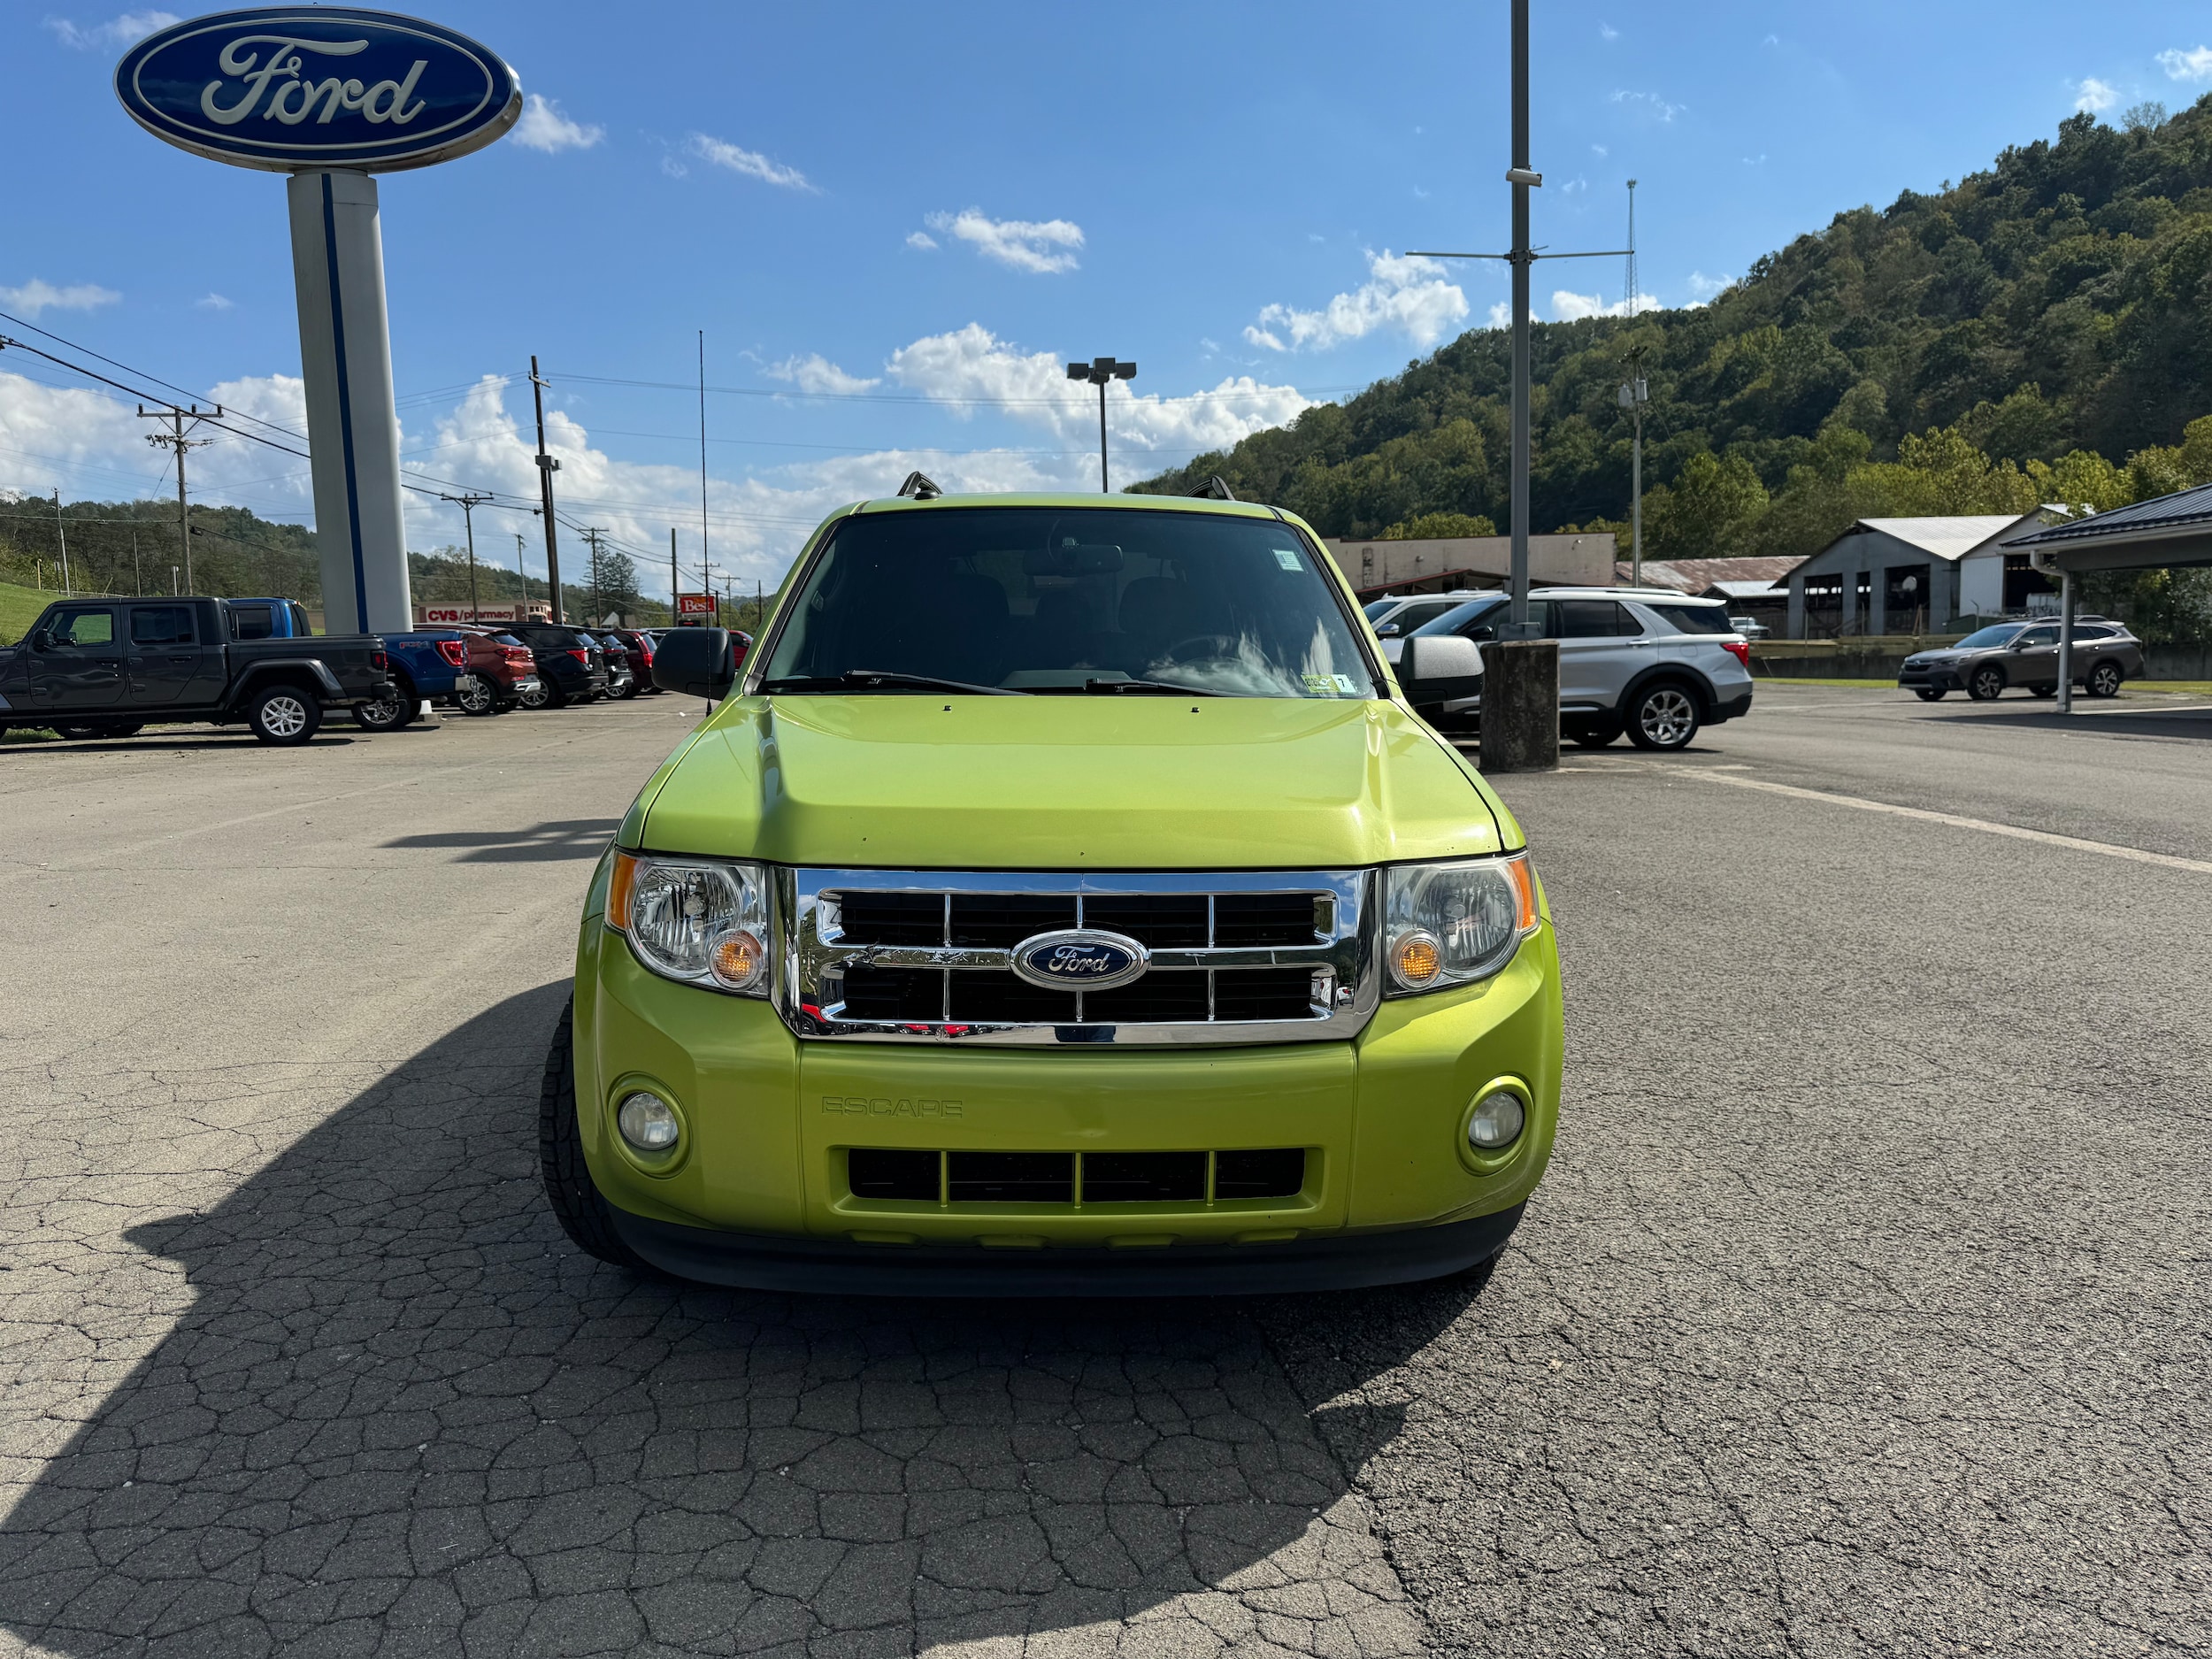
[0,593,749,747]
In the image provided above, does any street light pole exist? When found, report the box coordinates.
[1508,0,1532,634]
[439,490,491,622]
[1065,357,1137,492]
[528,355,564,623]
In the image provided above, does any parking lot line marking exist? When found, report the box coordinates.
[1685,772,2212,876]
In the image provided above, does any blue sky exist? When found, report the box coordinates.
[6,0,2212,598]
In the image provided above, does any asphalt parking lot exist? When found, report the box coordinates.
[1,684,2208,1658]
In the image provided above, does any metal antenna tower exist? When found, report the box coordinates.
[1624,179,1639,313]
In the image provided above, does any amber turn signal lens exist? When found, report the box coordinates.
[607,849,638,931]
[1503,854,1538,933]
[709,929,767,990]
[1390,930,1442,988]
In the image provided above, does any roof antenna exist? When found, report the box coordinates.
[895,470,942,500]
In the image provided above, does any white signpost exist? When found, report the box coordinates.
[115,12,522,634]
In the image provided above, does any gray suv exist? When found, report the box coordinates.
[1898,618,2145,701]
[1387,587,1755,749]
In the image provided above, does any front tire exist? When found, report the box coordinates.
[248,684,320,746]
[1914,687,1946,702]
[1968,664,2006,701]
[1624,682,1701,750]
[540,1001,653,1271]
[454,677,497,717]
[2087,660,2124,698]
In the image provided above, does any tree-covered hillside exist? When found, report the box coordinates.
[1135,99,2212,591]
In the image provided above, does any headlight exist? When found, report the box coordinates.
[1384,853,1538,995]
[608,850,771,995]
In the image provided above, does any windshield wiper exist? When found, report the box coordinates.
[759,670,1028,696]
[1082,677,1225,696]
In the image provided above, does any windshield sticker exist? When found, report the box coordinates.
[1331,673,1357,695]
[1303,672,1356,697]
[1272,548,1302,572]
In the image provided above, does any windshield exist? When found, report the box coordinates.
[1409,596,1505,636]
[1362,598,1398,621]
[1955,625,2022,649]
[759,506,1380,697]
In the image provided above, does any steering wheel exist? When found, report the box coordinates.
[1159,634,1240,662]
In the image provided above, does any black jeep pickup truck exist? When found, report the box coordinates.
[0,596,394,746]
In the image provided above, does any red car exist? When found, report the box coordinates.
[602,628,658,695]
[450,629,542,715]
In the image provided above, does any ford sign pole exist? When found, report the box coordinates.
[114,11,521,636]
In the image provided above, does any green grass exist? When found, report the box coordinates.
[0,580,54,647]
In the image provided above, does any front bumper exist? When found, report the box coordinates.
[1899,661,1964,690]
[571,889,1563,1292]
[612,1202,1524,1296]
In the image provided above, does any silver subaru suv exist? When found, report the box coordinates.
[1386,587,1756,749]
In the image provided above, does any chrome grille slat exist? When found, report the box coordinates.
[784,868,1376,1047]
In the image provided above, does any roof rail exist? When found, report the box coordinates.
[1188,475,1237,501]
[895,470,943,500]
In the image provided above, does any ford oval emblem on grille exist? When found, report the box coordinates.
[1010,929,1149,992]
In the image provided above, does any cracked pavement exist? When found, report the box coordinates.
[2,686,2208,1655]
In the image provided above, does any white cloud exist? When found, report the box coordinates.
[764,354,879,395]
[1551,289,1660,321]
[511,94,603,153]
[0,279,121,319]
[1558,175,1589,195]
[660,155,687,179]
[1686,271,1736,301]
[0,334,1322,594]
[924,210,1084,275]
[44,10,174,48]
[1486,302,1515,331]
[1743,153,1768,165]
[1610,89,1684,122]
[1600,22,1619,41]
[1591,143,1609,157]
[2155,45,2212,80]
[195,292,233,311]
[2074,77,2119,113]
[905,231,939,251]
[1244,250,1468,353]
[686,134,814,191]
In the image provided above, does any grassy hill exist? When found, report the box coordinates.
[0,580,50,646]
[1133,96,2212,638]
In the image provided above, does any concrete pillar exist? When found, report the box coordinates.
[1786,575,1806,640]
[1869,565,1887,636]
[288,170,411,636]
[1479,639,1559,772]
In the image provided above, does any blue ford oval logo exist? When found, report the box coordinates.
[115,8,521,173]
[1010,929,1149,993]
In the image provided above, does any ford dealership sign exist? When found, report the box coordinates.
[114,7,520,173]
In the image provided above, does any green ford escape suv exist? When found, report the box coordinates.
[543,489,1563,1294]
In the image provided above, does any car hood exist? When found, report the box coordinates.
[1908,649,1970,663]
[634,694,1515,869]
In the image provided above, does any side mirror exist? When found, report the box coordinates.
[1374,621,1402,637]
[651,626,737,699]
[29,629,52,653]
[1400,634,1484,704]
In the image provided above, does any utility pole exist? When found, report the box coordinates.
[1617,354,1649,584]
[1064,357,1136,491]
[514,531,530,612]
[140,403,219,593]
[580,526,610,624]
[51,489,71,596]
[439,490,492,621]
[131,525,141,596]
[698,331,710,574]
[671,526,680,623]
[528,356,564,622]
[1624,179,1639,314]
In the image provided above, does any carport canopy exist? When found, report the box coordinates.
[2006,480,2212,574]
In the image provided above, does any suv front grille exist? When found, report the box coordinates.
[791,868,1374,1046]
[841,1148,1306,1206]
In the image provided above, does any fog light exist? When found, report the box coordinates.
[617,1090,680,1153]
[709,928,766,991]
[1466,1088,1525,1150]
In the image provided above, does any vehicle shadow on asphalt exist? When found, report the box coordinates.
[0,987,1470,1655]
[380,818,625,863]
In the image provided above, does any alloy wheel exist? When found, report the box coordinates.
[263,695,308,738]
[1637,687,1695,748]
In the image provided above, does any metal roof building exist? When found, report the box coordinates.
[1782,512,2055,638]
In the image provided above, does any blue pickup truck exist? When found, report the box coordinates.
[230,598,479,731]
